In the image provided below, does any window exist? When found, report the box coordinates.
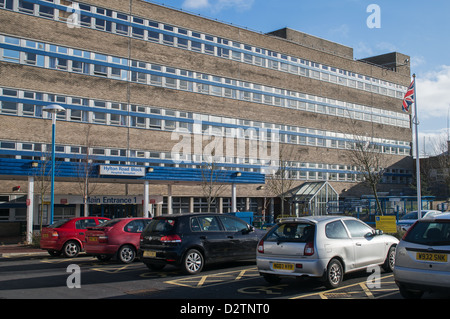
[49,57,68,70]
[124,220,147,233]
[265,223,315,243]
[192,216,222,231]
[218,216,248,232]
[1,101,18,114]
[18,0,34,13]
[343,220,373,238]
[76,218,98,229]
[326,221,349,239]
[2,49,20,63]
[93,64,107,76]
[38,5,54,18]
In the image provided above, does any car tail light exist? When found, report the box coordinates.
[51,231,59,238]
[257,239,264,254]
[160,234,182,243]
[304,242,314,256]
[98,236,108,243]
[402,221,417,240]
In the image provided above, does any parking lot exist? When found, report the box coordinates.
[0,253,403,300]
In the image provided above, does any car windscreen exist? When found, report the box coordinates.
[404,220,450,246]
[400,211,418,220]
[265,223,315,243]
[144,218,177,234]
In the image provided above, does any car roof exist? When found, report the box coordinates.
[279,215,356,224]
[432,212,450,220]
[155,213,223,219]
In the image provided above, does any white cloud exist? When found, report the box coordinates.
[414,65,450,156]
[417,65,450,120]
[182,0,210,10]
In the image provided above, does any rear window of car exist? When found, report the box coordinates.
[48,219,69,228]
[145,218,177,234]
[404,220,450,246]
[265,223,315,243]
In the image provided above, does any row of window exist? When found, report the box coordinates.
[0,34,411,129]
[0,86,411,156]
[0,139,413,185]
[0,0,408,100]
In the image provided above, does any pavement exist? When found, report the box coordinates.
[0,237,47,258]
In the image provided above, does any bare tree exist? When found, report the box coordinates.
[201,148,227,213]
[343,109,387,215]
[76,125,98,216]
[264,145,298,216]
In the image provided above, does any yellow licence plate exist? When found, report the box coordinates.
[272,263,295,271]
[143,250,156,258]
[416,252,448,263]
[42,234,48,238]
[88,237,98,242]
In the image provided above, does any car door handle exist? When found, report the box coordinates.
[227,236,234,239]
[79,232,84,235]
[356,242,362,246]
[200,236,207,240]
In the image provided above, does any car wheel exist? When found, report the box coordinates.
[382,245,396,272]
[324,259,343,289]
[62,241,80,258]
[118,245,136,264]
[181,249,204,275]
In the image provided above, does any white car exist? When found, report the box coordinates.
[256,216,398,289]
[397,210,443,232]
[394,213,450,298]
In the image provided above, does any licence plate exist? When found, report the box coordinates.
[143,250,156,258]
[42,233,48,238]
[272,263,294,271]
[88,236,98,242]
[416,252,448,263]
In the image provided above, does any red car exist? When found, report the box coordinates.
[40,217,110,258]
[84,218,152,263]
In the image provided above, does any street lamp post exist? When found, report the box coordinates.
[43,104,65,224]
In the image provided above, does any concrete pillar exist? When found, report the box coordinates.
[26,176,34,244]
[167,184,173,214]
[143,181,149,218]
[231,183,237,212]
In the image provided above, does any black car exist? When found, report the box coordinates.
[139,213,264,274]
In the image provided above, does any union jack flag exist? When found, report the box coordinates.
[402,79,415,112]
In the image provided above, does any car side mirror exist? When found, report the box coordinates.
[242,225,255,234]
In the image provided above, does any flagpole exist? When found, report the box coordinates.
[413,74,422,218]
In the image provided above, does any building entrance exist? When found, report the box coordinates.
[90,204,138,219]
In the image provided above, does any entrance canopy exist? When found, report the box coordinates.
[288,181,339,216]
[0,158,265,185]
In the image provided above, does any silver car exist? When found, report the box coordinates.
[394,213,450,298]
[397,210,443,232]
[257,216,398,289]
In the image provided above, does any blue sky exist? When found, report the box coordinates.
[151,0,450,155]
